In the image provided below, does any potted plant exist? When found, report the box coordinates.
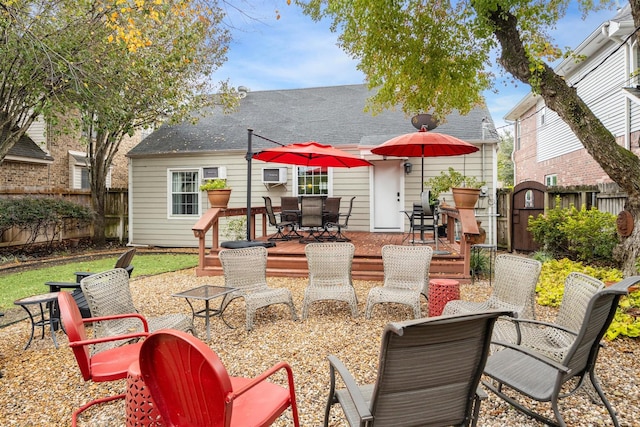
[425,167,485,209]
[200,178,231,208]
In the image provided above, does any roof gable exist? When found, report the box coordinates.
[5,133,53,162]
[128,84,496,157]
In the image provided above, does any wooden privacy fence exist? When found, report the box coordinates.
[0,189,128,247]
[496,182,628,252]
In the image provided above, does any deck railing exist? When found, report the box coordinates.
[439,205,479,276]
[192,207,268,268]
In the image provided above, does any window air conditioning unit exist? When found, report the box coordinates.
[202,166,227,180]
[261,167,287,184]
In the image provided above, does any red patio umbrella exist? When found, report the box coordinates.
[253,141,372,168]
[371,127,479,192]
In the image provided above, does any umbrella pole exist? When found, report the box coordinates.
[246,129,253,241]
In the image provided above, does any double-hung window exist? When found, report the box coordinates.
[296,166,329,195]
[169,169,200,216]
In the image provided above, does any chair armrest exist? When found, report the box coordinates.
[510,317,578,336]
[503,317,578,344]
[69,330,150,348]
[490,340,570,373]
[231,361,297,400]
[325,355,372,421]
[82,312,150,332]
[475,386,488,401]
[74,271,93,282]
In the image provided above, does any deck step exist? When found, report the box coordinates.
[198,254,468,282]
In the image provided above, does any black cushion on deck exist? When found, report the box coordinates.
[220,240,276,249]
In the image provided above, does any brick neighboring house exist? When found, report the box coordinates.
[0,115,138,192]
[505,5,640,189]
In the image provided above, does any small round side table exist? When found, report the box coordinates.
[14,292,61,350]
[126,360,164,426]
[428,279,460,317]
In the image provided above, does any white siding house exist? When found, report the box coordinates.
[127,85,499,248]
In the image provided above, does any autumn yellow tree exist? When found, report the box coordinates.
[1,0,236,243]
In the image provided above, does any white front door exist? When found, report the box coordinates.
[371,160,404,231]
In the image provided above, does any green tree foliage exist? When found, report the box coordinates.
[0,0,104,161]
[497,130,514,187]
[298,0,640,275]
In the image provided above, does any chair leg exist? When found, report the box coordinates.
[323,365,338,427]
[483,379,565,427]
[72,393,126,427]
[333,226,351,242]
[288,298,299,321]
[268,226,291,241]
[588,370,621,427]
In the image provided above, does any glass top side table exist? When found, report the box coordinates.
[14,291,61,350]
[172,285,236,341]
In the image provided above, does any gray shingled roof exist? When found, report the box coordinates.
[7,133,53,161]
[128,84,496,157]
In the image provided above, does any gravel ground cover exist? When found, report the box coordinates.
[0,268,638,426]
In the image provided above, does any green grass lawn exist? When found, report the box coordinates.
[0,253,198,310]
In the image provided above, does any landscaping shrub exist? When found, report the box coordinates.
[0,197,93,249]
[470,249,491,278]
[536,258,639,340]
[528,199,618,266]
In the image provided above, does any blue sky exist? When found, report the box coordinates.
[213,2,622,132]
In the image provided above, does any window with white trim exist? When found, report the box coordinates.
[169,169,200,216]
[296,166,329,195]
[68,150,111,189]
[545,174,557,186]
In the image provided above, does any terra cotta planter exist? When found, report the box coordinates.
[207,189,231,208]
[452,187,481,209]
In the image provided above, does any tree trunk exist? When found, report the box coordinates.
[485,4,640,274]
[89,132,109,246]
[90,161,107,246]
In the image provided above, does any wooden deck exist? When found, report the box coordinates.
[196,231,468,282]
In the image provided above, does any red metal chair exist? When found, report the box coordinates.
[57,291,150,426]
[139,329,301,427]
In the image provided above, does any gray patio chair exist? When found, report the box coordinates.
[302,242,357,319]
[442,254,541,342]
[80,268,195,354]
[299,196,326,242]
[219,246,298,331]
[365,245,433,319]
[263,196,295,241]
[280,196,300,223]
[515,272,605,361]
[325,196,356,242]
[323,196,341,225]
[483,276,640,427]
[324,310,511,427]
[75,247,136,281]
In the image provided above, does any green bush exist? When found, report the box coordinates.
[528,199,617,265]
[0,197,93,248]
[470,250,491,278]
[561,205,617,264]
[527,197,569,257]
[536,258,623,307]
